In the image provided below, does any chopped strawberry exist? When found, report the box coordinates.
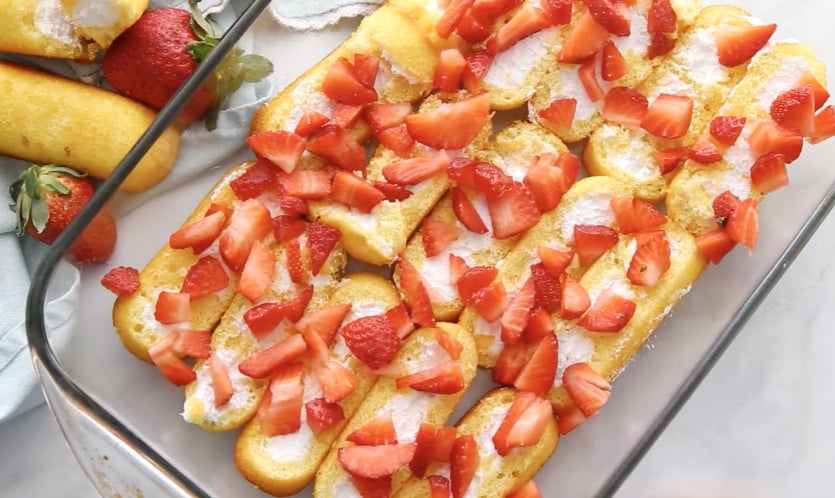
[338,444,417,479]
[555,152,581,190]
[405,93,491,150]
[398,258,436,327]
[641,93,693,139]
[560,273,591,320]
[602,86,648,129]
[170,329,211,359]
[514,334,558,395]
[331,171,387,213]
[456,8,492,43]
[229,159,277,201]
[396,361,465,394]
[508,480,543,498]
[712,190,742,223]
[276,168,334,200]
[385,303,415,339]
[577,288,636,332]
[750,152,788,195]
[687,136,723,164]
[382,152,451,185]
[154,291,190,324]
[709,115,747,146]
[347,411,398,446]
[537,245,573,278]
[243,286,313,339]
[377,125,416,157]
[540,0,572,25]
[627,232,671,286]
[748,119,803,163]
[471,281,509,322]
[239,333,307,379]
[373,180,413,202]
[494,341,529,385]
[284,238,309,286]
[695,227,736,264]
[647,33,675,59]
[810,105,835,144]
[450,435,479,498]
[256,362,304,436]
[237,241,275,302]
[341,315,400,370]
[208,354,233,407]
[305,398,345,435]
[524,307,554,343]
[487,182,541,239]
[101,266,140,296]
[725,198,758,255]
[451,187,489,234]
[601,41,628,82]
[653,146,689,174]
[471,0,523,21]
[148,337,195,386]
[294,109,330,137]
[563,362,611,417]
[611,196,667,234]
[715,24,776,67]
[435,329,463,360]
[351,476,392,498]
[306,125,367,171]
[486,3,551,54]
[307,221,341,276]
[311,358,357,404]
[448,254,470,286]
[556,406,588,434]
[245,130,306,173]
[538,98,577,129]
[500,278,536,344]
[574,224,619,265]
[416,434,449,478]
[771,85,816,136]
[796,71,830,110]
[524,153,569,212]
[492,391,552,456]
[461,51,494,94]
[297,303,352,346]
[530,262,562,313]
[583,0,630,36]
[433,48,467,93]
[332,103,365,129]
[579,56,606,102]
[436,0,475,38]
[170,210,227,255]
[364,102,413,131]
[321,57,378,105]
[447,157,483,190]
[457,266,499,306]
[278,195,309,217]
[205,202,232,220]
[218,198,273,272]
[271,216,306,244]
[647,0,676,34]
[352,53,380,88]
[558,10,610,62]
[422,218,463,257]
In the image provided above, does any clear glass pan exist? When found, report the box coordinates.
[26,1,835,497]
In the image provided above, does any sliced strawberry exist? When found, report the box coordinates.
[148,337,195,386]
[486,3,551,54]
[750,152,788,195]
[276,168,333,200]
[237,241,275,302]
[284,238,309,286]
[602,86,648,129]
[525,154,572,212]
[373,180,413,202]
[500,278,536,344]
[413,424,453,476]
[647,0,676,34]
[494,341,529,385]
[352,53,380,88]
[307,221,342,276]
[239,333,307,379]
[748,119,803,163]
[436,0,475,39]
[305,398,345,435]
[306,125,367,171]
[461,51,494,94]
[514,334,558,395]
[297,303,353,346]
[154,291,190,324]
[487,182,541,239]
[583,0,630,36]
[447,157,482,190]
[560,273,591,320]
[555,152,581,190]
[796,71,830,110]
[508,480,543,498]
[456,8,492,43]
[271,216,306,244]
[101,266,140,296]
[641,93,694,139]
[229,159,277,201]
[422,218,463,257]
[257,362,304,437]
[563,362,611,417]
[770,85,816,136]
[433,48,467,93]
[311,358,357,404]
[524,307,554,343]
[577,288,636,332]
[218,199,272,272]
[208,354,233,407]
[243,286,313,339]
[471,0,523,21]
[714,24,776,67]
[351,476,392,498]
[540,0,572,25]
[725,198,758,255]
[687,136,723,164]
[696,227,736,264]
[332,103,365,129]
[709,115,747,146]
[653,146,689,174]
[538,98,577,129]
[457,266,499,306]
[627,232,671,286]
[398,258,436,327]
[205,202,232,220]
[601,41,628,82]
[278,195,309,217]
[364,102,413,132]
[294,109,330,137]
[647,33,675,59]
[451,187,489,234]
[396,361,465,394]
[170,329,211,359]
[382,152,451,185]
[404,93,491,150]
[338,444,417,479]
[810,105,835,144]
[574,224,619,266]
[611,196,667,234]
[579,56,606,102]
[377,125,416,157]
[331,171,386,213]
[471,281,508,322]
[712,190,742,223]
[179,256,228,300]
[556,405,588,434]
[246,130,306,173]
[493,391,552,456]
[385,304,415,340]
[537,245,573,278]
[435,329,463,360]
[448,254,470,286]
[321,57,378,105]
[347,411,398,446]
[530,262,562,313]
[450,435,479,498]
[170,210,227,252]
[341,315,400,370]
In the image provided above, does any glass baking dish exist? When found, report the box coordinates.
[25,1,835,497]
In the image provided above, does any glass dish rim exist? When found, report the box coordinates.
[23,2,835,496]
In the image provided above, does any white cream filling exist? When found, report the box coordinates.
[599,125,659,182]
[483,27,559,90]
[554,68,599,122]
[263,375,323,463]
[679,28,730,86]
[70,0,119,27]
[554,331,595,388]
[282,79,335,132]
[755,55,810,109]
[34,0,78,45]
[186,348,253,424]
[612,4,651,57]
[560,193,616,242]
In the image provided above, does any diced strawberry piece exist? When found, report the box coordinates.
[725,198,758,255]
[243,286,313,338]
[579,56,605,103]
[431,427,457,461]
[487,182,541,239]
[307,125,367,171]
[322,57,378,105]
[305,398,345,435]
[101,266,140,296]
[436,0,475,39]
[294,109,330,137]
[748,119,803,163]
[560,273,591,320]
[450,435,479,498]
[208,354,233,407]
[276,168,333,200]
[155,291,190,324]
[796,71,830,110]
[284,238,309,286]
[513,334,557,395]
[413,424,453,477]
[347,411,398,446]
[398,258,437,327]
[218,198,273,272]
[508,480,543,498]
[524,307,554,343]
[530,262,562,313]
[170,329,211,359]
[577,288,636,332]
[170,210,227,252]
[377,125,416,157]
[653,146,689,174]
[696,227,736,264]
[382,152,451,185]
[563,362,611,417]
[601,41,628,82]
[257,362,304,436]
[352,53,380,89]
[687,136,723,164]
[456,8,492,43]
[538,98,577,129]
[712,190,742,223]
[556,405,588,434]
[611,196,667,234]
[451,187,489,234]
[582,0,630,36]
[338,444,417,479]
[373,181,413,202]
[457,266,498,306]
[307,221,341,276]
[574,224,618,265]
[364,102,413,132]
[246,131,306,173]
[383,304,414,340]
[810,105,835,144]
[229,159,276,201]
[750,152,788,195]
[461,51,494,94]
[715,24,776,67]
[447,157,482,190]
[627,232,671,286]
[278,195,309,217]
[602,86,648,129]
[486,3,551,54]
[332,103,365,129]
[272,215,307,243]
[471,0,522,21]
[239,333,307,379]
[537,245,573,277]
[298,303,352,346]
[351,476,392,498]
[396,361,465,394]
[238,241,275,302]
[405,93,491,150]
[422,218,463,257]
[709,115,747,146]
[647,0,676,34]
[493,391,552,456]
[469,281,508,322]
[494,341,529,385]
[500,278,536,344]
[647,33,675,59]
[541,0,573,25]
[331,171,386,213]
[312,358,357,404]
[435,328,463,360]
[641,93,694,139]
[148,336,196,386]
[555,152,581,190]
[341,315,400,370]
[433,48,467,93]
[448,255,470,287]
[205,202,232,220]
[771,85,816,136]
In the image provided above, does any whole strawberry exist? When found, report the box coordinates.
[101,2,272,130]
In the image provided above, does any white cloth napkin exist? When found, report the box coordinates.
[270,0,385,30]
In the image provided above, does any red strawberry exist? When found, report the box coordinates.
[294,109,330,137]
[556,406,588,435]
[398,258,436,327]
[653,146,689,174]
[321,57,378,105]
[560,273,591,320]
[243,287,313,338]
[582,0,630,36]
[602,86,649,129]
[448,254,470,286]
[373,181,413,202]
[611,196,666,234]
[310,356,357,404]
[524,153,572,212]
[422,218,463,257]
[434,48,467,92]
[435,329,463,360]
[405,93,491,150]
[563,362,611,417]
[696,227,736,264]
[748,119,803,163]
[208,355,233,407]
[101,266,141,296]
[341,315,400,370]
[577,289,636,332]
[647,33,675,59]
[461,50,494,94]
[218,199,272,272]
[338,444,416,479]
[147,335,196,386]
[331,171,387,213]
[154,291,190,324]
[378,124,416,157]
[715,24,776,67]
[538,98,577,129]
[395,361,465,394]
[256,362,304,436]
[245,131,306,173]
[810,105,835,144]
[64,209,118,264]
[514,334,558,395]
[305,398,345,435]
[647,0,676,34]
[332,103,365,129]
[500,278,536,344]
[278,195,309,217]
[471,282,509,322]
[364,102,413,131]
[451,187,489,234]
[540,0,572,25]
[306,125,367,171]
[492,391,553,456]
[574,224,619,266]
[386,304,415,340]
[238,333,307,379]
[494,342,529,385]
[530,262,562,313]
[170,329,211,359]
[725,198,758,255]
[487,182,541,239]
[579,56,606,102]
[797,71,830,110]
[272,215,307,243]
[601,41,628,82]
[537,246,573,277]
[352,53,380,88]
[297,303,352,346]
[486,3,551,54]
[456,8,492,43]
[750,152,788,195]
[436,0,475,39]
[308,221,341,276]
[169,210,227,252]
[770,85,816,136]
[687,136,723,164]
[627,232,671,286]
[472,0,523,21]
[523,307,554,343]
[382,152,451,185]
[180,255,229,299]
[712,190,742,223]
[457,266,499,306]
[412,424,457,477]
[284,238,309,285]
[450,435,479,498]
[555,152,581,190]
[347,411,398,446]
[709,115,747,146]
[641,93,694,139]
[276,168,334,200]
[237,241,275,302]
[508,481,543,498]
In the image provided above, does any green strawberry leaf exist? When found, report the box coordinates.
[30,197,49,234]
[238,54,274,83]
[186,40,215,63]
